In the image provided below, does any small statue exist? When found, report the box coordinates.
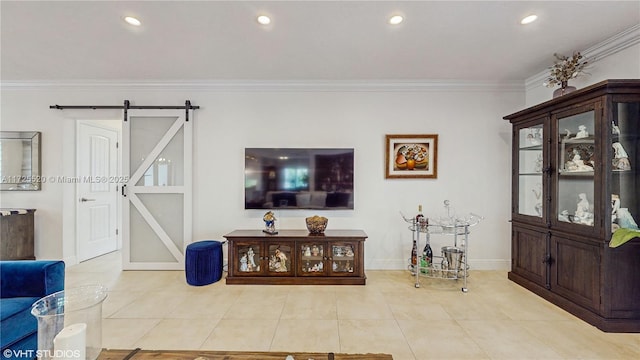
[612,194,621,223]
[575,193,594,226]
[263,211,278,234]
[526,128,542,146]
[575,125,589,139]
[612,142,631,171]
[565,150,594,172]
[247,247,256,269]
[303,245,311,257]
[534,153,543,173]
[612,121,621,135]
[275,249,287,272]
[617,208,639,230]
[240,254,248,272]
[532,183,542,217]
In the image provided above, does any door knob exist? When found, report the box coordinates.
[80,197,96,202]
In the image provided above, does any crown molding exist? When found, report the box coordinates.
[525,24,640,92]
[1,79,523,93]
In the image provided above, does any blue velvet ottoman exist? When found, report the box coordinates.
[185,241,223,286]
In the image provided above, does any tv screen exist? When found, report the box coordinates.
[245,148,354,210]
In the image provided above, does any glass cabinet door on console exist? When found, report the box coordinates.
[610,101,639,234]
[266,243,294,276]
[234,242,264,275]
[515,120,546,222]
[298,242,327,276]
[552,105,600,236]
[329,242,358,276]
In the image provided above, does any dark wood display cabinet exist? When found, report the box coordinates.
[504,79,640,332]
[224,229,366,285]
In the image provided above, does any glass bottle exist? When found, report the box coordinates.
[411,240,418,266]
[423,241,433,269]
[415,205,424,228]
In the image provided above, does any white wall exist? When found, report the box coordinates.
[2,26,637,270]
[0,85,522,269]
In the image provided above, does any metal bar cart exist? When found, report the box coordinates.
[403,200,483,292]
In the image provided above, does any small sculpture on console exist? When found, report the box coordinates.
[247,247,256,270]
[240,254,248,272]
[263,211,278,234]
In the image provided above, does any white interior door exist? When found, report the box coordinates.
[77,122,119,262]
[122,109,192,270]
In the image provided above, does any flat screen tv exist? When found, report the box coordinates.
[245,148,354,210]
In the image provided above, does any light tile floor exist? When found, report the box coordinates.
[66,251,640,360]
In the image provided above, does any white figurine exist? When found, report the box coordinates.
[612,194,621,223]
[559,210,570,222]
[612,121,621,135]
[575,193,594,225]
[532,183,543,217]
[527,128,542,146]
[534,153,543,173]
[575,125,589,139]
[247,247,256,269]
[304,246,311,257]
[240,254,248,272]
[612,142,631,171]
[565,151,594,172]
[617,208,639,230]
[275,249,287,272]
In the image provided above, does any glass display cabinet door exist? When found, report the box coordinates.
[299,242,326,275]
[236,243,262,274]
[517,124,545,218]
[556,109,596,229]
[329,243,356,275]
[266,243,293,276]
[610,102,639,234]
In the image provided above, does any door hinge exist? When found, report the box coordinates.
[116,141,119,149]
[121,184,127,197]
[116,229,119,235]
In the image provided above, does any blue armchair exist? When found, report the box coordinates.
[1,260,65,359]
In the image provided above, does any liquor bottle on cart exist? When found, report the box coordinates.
[423,242,433,268]
[415,205,425,229]
[411,239,418,266]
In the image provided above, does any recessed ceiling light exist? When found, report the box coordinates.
[521,15,538,25]
[257,15,271,25]
[124,16,141,26]
[389,15,404,25]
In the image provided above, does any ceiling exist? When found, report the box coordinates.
[1,1,639,83]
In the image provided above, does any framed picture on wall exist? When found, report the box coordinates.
[385,134,438,179]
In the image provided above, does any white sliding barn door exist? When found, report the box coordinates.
[122,109,192,270]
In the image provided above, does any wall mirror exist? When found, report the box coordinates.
[0,131,41,191]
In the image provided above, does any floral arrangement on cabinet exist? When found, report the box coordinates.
[543,52,589,96]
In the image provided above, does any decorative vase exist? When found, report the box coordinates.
[553,81,577,98]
